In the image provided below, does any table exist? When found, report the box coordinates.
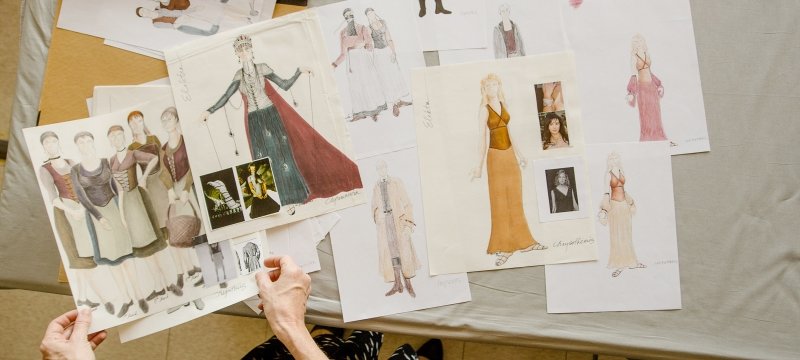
[1,1,798,359]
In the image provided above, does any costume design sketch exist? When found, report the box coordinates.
[237,159,280,219]
[332,8,388,121]
[135,5,221,36]
[372,161,420,298]
[127,111,170,232]
[202,34,363,207]
[418,0,451,17]
[235,241,263,275]
[366,8,412,117]
[598,152,645,278]
[547,168,579,213]
[201,169,245,229]
[493,4,525,58]
[540,112,570,150]
[470,74,546,266]
[194,235,237,288]
[626,34,668,142]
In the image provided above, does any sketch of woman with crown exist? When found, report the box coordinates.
[200,34,363,208]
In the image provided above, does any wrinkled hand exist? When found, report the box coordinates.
[180,190,189,205]
[199,110,210,123]
[40,309,107,360]
[256,256,311,340]
[99,218,112,231]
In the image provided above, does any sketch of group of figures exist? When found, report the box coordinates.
[134,0,261,37]
[37,107,206,319]
[332,7,412,121]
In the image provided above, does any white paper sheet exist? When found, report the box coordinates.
[103,39,166,60]
[438,0,567,65]
[58,0,276,59]
[412,53,598,275]
[545,141,681,313]
[315,0,426,158]
[22,96,228,332]
[164,11,365,243]
[330,147,471,322]
[413,0,487,51]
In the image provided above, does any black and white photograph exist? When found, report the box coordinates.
[233,239,264,275]
[194,235,238,288]
[199,168,245,229]
[544,167,579,214]
[533,156,590,223]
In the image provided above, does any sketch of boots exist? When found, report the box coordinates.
[418,0,426,17]
[435,0,451,14]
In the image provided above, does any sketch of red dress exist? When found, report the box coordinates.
[627,52,667,141]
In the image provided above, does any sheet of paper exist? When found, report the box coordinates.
[560,0,709,154]
[315,0,426,158]
[438,0,567,65]
[331,146,471,322]
[92,86,173,116]
[413,0,487,51]
[164,10,365,243]
[545,141,681,313]
[103,39,166,60]
[22,95,227,332]
[412,53,598,275]
[58,0,276,59]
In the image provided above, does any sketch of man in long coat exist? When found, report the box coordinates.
[372,161,420,298]
[332,8,387,122]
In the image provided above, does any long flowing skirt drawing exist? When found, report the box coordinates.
[90,202,134,265]
[607,199,639,268]
[486,147,537,253]
[54,203,96,269]
[372,47,409,104]
[246,106,310,205]
[123,187,166,257]
[142,169,171,229]
[633,79,667,141]
[346,48,387,119]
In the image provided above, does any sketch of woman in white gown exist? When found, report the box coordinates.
[598,152,646,278]
[365,8,412,117]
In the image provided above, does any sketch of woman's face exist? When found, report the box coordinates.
[235,45,254,63]
[161,113,178,132]
[499,4,510,19]
[128,115,145,135]
[75,136,96,157]
[42,136,60,157]
[607,152,622,170]
[366,10,377,22]
[484,80,500,99]
[108,130,126,151]
[557,172,567,186]
[548,118,561,135]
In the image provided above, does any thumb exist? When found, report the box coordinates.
[255,270,273,290]
[71,308,92,341]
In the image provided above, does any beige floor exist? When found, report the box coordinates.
[0,2,633,360]
[0,289,628,360]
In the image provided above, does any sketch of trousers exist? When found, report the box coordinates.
[345,48,387,119]
[372,47,410,105]
[211,251,227,282]
[373,179,420,282]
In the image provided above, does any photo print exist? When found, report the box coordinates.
[534,82,565,113]
[194,235,238,288]
[200,168,245,229]
[235,158,280,220]
[533,156,589,223]
[233,238,264,275]
[538,111,570,150]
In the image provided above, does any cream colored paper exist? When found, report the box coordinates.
[412,53,597,275]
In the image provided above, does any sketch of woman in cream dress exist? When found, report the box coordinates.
[598,152,646,278]
[470,74,546,266]
[626,34,668,142]
[366,8,412,117]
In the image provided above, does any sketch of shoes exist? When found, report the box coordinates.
[193,278,204,287]
[176,273,184,289]
[167,284,184,297]
[435,7,452,14]
[392,103,400,117]
[629,263,647,269]
[384,285,402,296]
[495,252,512,266]
[138,299,149,314]
[188,266,202,277]
[146,289,166,301]
[117,300,134,318]
[220,282,228,289]
[77,299,100,308]
[193,299,205,311]
[104,302,115,315]
[521,243,548,252]
[371,114,379,122]
[166,304,186,315]
[404,278,416,298]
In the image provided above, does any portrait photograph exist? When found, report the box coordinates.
[533,156,590,223]
[235,158,280,221]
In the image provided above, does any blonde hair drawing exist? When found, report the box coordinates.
[630,33,648,75]
[479,73,507,108]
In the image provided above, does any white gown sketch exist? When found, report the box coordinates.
[365,8,412,117]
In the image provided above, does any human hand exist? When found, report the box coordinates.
[68,208,85,221]
[300,66,314,76]
[518,157,527,169]
[168,189,177,205]
[40,309,107,360]
[199,111,210,123]
[255,256,311,341]
[657,87,664,98]
[626,94,635,107]
[180,190,189,205]
[99,218,112,231]
[469,166,482,181]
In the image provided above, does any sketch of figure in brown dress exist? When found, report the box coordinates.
[598,152,646,278]
[127,111,170,233]
[38,131,114,314]
[372,160,420,298]
[470,74,546,266]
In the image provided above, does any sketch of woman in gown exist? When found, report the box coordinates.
[366,8,412,117]
[598,152,646,278]
[493,3,525,59]
[202,34,363,207]
[626,34,668,142]
[470,74,546,266]
[38,132,113,314]
[70,132,148,317]
[107,125,184,303]
[542,112,570,150]
[127,111,170,233]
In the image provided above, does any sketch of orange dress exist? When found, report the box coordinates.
[603,171,639,268]
[485,103,537,253]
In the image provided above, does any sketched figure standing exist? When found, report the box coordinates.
[626,34,669,142]
[493,3,525,58]
[332,8,387,122]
